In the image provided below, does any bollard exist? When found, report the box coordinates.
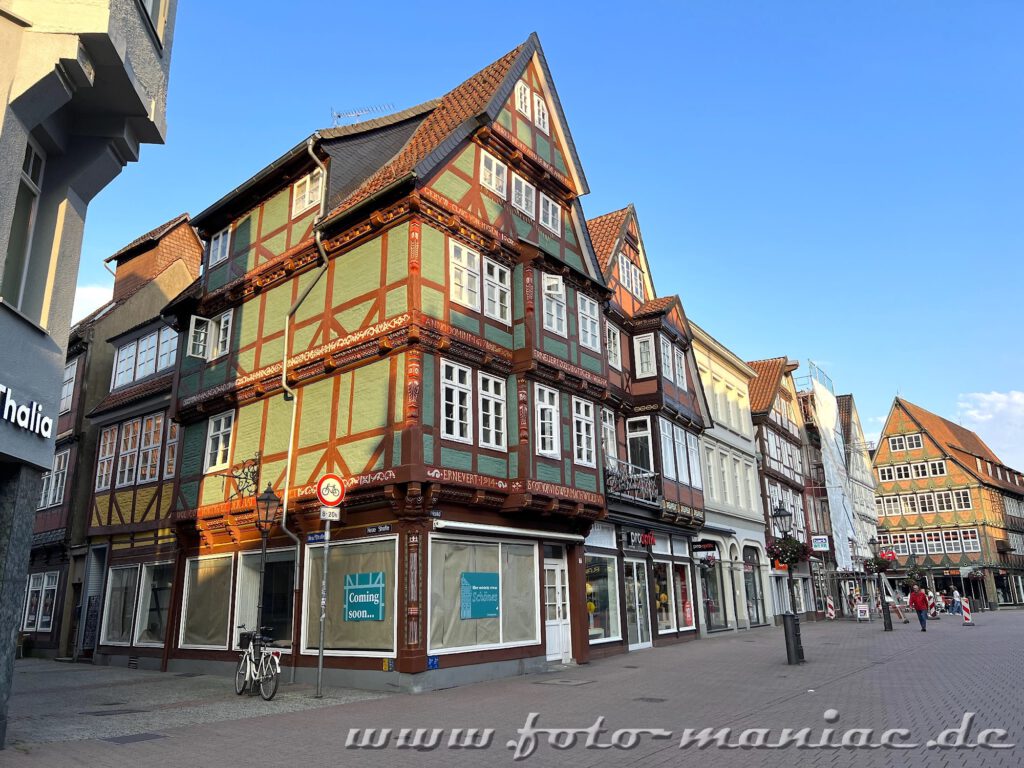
[782,613,805,664]
[826,595,835,620]
[962,597,975,626]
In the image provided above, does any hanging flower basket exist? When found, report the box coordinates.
[863,555,891,574]
[698,554,717,570]
[967,569,985,581]
[765,536,812,567]
[902,565,926,588]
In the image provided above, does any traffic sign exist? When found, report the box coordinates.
[316,474,345,507]
[320,506,340,522]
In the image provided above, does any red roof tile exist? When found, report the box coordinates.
[326,43,525,219]
[104,213,191,264]
[89,372,174,418]
[633,296,675,319]
[586,207,630,272]
[746,357,789,414]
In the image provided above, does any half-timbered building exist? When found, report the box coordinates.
[583,204,711,653]
[161,34,616,687]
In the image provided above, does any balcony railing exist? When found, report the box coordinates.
[605,458,660,505]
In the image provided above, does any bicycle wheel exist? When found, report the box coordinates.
[258,658,279,701]
[234,656,248,695]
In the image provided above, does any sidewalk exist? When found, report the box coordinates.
[6,610,1023,767]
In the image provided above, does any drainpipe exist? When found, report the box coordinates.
[279,134,329,683]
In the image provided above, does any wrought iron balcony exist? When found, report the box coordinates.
[605,458,660,506]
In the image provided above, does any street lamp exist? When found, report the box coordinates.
[771,502,803,664]
[869,536,893,632]
[255,484,281,640]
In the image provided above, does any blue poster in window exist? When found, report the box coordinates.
[460,572,499,619]
[344,571,386,621]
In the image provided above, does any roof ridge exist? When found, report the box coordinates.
[317,99,441,139]
[104,212,191,263]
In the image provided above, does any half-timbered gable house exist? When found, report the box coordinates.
[584,204,712,653]
[162,34,612,688]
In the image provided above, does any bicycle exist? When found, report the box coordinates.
[234,624,281,700]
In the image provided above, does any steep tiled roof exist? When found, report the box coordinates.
[836,394,854,442]
[104,213,191,264]
[746,357,788,414]
[898,398,1022,493]
[586,207,630,272]
[633,296,675,319]
[326,43,525,219]
[89,372,174,418]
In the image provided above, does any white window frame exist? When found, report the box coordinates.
[134,331,158,380]
[626,417,654,471]
[634,333,656,378]
[908,531,926,556]
[942,530,962,554]
[618,253,634,296]
[163,421,179,479]
[929,460,947,477]
[960,529,981,553]
[100,564,140,647]
[511,174,536,218]
[59,359,78,413]
[578,294,601,352]
[895,464,911,480]
[208,227,231,267]
[901,495,918,515]
[22,573,43,631]
[601,408,617,464]
[606,324,621,371]
[953,489,973,510]
[934,490,954,512]
[137,413,164,484]
[515,80,531,117]
[674,348,687,390]
[187,310,232,361]
[112,341,137,388]
[535,384,560,459]
[115,419,142,488]
[659,418,676,480]
[213,310,232,359]
[38,450,69,509]
[882,496,901,516]
[533,93,549,134]
[291,168,323,217]
[157,325,177,371]
[660,336,674,381]
[483,258,510,324]
[133,560,175,648]
[440,359,473,445]
[187,315,210,359]
[95,426,118,491]
[4,139,45,312]
[478,372,506,452]
[917,492,936,513]
[925,531,944,554]
[586,553,621,643]
[480,151,507,199]
[204,411,234,473]
[890,533,909,556]
[888,435,906,451]
[673,426,690,486]
[878,466,895,482]
[687,432,702,489]
[449,242,481,312]
[912,462,929,479]
[539,193,561,235]
[36,571,59,632]
[905,434,923,450]
[542,274,566,336]
[178,554,235,651]
[572,398,596,468]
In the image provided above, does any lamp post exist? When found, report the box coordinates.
[869,537,893,631]
[255,484,282,641]
[771,502,804,664]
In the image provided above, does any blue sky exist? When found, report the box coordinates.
[75,2,1024,466]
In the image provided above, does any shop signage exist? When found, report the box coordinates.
[344,572,386,621]
[623,529,656,550]
[692,539,718,553]
[459,572,499,619]
[0,383,54,438]
[811,536,830,552]
[855,603,870,620]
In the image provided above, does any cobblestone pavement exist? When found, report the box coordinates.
[6,610,1023,767]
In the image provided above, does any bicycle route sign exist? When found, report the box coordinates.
[316,473,345,507]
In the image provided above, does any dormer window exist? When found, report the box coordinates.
[539,193,561,235]
[291,168,323,217]
[515,80,531,117]
[533,94,549,134]
[208,227,231,267]
[188,309,233,361]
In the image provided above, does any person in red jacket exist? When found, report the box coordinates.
[909,584,929,631]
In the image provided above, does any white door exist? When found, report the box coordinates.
[625,559,652,649]
[544,553,571,662]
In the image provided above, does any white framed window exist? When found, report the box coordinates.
[890,533,909,556]
[291,168,323,217]
[116,418,142,487]
[917,492,936,513]
[441,360,473,444]
[953,489,973,510]
[113,341,137,388]
[208,227,231,267]
[38,450,69,509]
[180,554,234,650]
[906,434,923,450]
[572,398,596,467]
[673,426,690,486]
[157,326,177,371]
[878,466,895,482]
[235,548,296,652]
[30,572,59,632]
[483,258,510,324]
[533,94,549,133]
[687,433,702,489]
[929,460,947,477]
[617,253,634,296]
[926,531,944,554]
[539,193,561,235]
[901,495,919,515]
[659,418,676,480]
[606,324,621,371]
[515,80,531,117]
[888,435,906,451]
[660,336,674,381]
[960,529,981,553]
[204,411,234,473]
[908,532,926,555]
[134,562,174,647]
[630,262,644,300]
[511,174,536,218]
[164,421,179,479]
[585,553,621,643]
[22,573,43,631]
[480,151,507,198]
[674,349,687,390]
[478,373,506,451]
[59,359,77,413]
[578,294,601,351]
[626,417,653,471]
[535,384,560,459]
[137,413,164,484]
[95,426,118,491]
[134,331,158,380]
[188,316,210,359]
[912,462,929,479]
[601,408,617,463]
[542,274,566,336]
[214,310,232,359]
[883,496,901,516]
[634,334,655,378]
[895,464,911,480]
[101,565,140,646]
[942,529,962,553]
[449,242,480,311]
[934,490,954,512]
[187,310,233,361]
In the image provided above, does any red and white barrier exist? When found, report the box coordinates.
[927,593,938,618]
[962,597,975,626]
[826,595,835,620]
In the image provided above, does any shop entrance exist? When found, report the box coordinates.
[624,559,652,649]
[544,546,571,662]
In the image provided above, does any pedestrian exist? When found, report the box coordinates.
[952,588,962,615]
[909,584,929,631]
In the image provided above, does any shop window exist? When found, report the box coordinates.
[652,562,676,633]
[428,538,538,653]
[180,555,233,648]
[101,566,140,645]
[674,563,696,630]
[586,555,620,643]
[134,562,173,647]
[22,572,58,632]
[743,547,765,626]
[236,549,295,650]
[304,539,397,655]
